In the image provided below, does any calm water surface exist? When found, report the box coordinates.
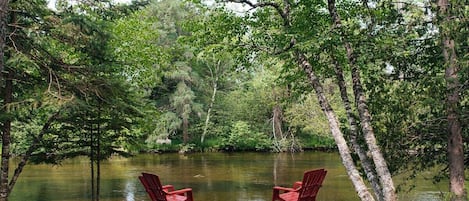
[9,152,446,201]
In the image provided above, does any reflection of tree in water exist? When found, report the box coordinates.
[273,153,298,186]
[124,181,135,201]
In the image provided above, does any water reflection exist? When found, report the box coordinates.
[124,181,135,201]
[9,152,446,201]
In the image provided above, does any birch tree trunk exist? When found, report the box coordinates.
[298,53,375,201]
[331,54,383,201]
[200,82,216,143]
[437,0,466,200]
[327,0,396,200]
[201,66,219,144]
[350,54,396,201]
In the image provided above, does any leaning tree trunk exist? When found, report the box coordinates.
[298,52,375,201]
[327,0,396,200]
[331,54,383,201]
[350,54,396,201]
[437,0,466,200]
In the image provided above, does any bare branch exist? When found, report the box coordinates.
[225,0,290,26]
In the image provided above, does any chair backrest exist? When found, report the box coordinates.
[297,169,327,201]
[140,173,168,201]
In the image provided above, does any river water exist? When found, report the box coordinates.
[9,152,446,201]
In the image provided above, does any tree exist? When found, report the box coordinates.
[0,1,144,200]
[206,0,378,199]
[436,0,466,200]
[194,51,233,144]
[123,0,203,147]
[0,1,63,199]
[202,0,404,200]
[325,0,397,199]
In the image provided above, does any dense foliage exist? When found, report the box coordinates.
[0,0,467,200]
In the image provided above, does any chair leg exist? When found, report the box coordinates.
[272,189,280,201]
[186,191,193,201]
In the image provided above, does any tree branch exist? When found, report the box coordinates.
[225,0,290,26]
[8,110,62,193]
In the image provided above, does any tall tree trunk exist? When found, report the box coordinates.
[272,90,283,140]
[90,122,95,201]
[0,70,12,201]
[437,1,466,200]
[183,117,189,144]
[96,117,100,201]
[331,54,383,201]
[272,100,284,152]
[327,0,396,200]
[201,74,218,144]
[298,52,375,201]
[350,54,396,201]
[0,1,9,199]
[0,0,7,77]
[272,87,284,152]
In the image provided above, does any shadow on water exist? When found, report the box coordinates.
[9,152,447,201]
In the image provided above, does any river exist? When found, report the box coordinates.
[9,152,446,201]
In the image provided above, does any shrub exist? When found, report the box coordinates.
[221,121,271,151]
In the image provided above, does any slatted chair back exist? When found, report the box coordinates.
[140,173,168,201]
[297,169,327,201]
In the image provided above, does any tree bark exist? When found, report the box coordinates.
[0,70,12,201]
[437,1,466,200]
[298,53,375,201]
[272,96,284,152]
[331,54,383,201]
[272,89,284,140]
[1,3,10,199]
[183,117,189,144]
[201,65,219,144]
[97,116,100,201]
[350,53,396,201]
[272,104,283,139]
[90,122,95,201]
[0,0,7,76]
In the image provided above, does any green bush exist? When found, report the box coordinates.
[221,121,271,151]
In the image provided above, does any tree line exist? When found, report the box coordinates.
[0,0,467,201]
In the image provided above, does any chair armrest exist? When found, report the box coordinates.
[162,185,175,192]
[293,181,302,190]
[273,186,296,192]
[272,186,298,201]
[167,188,193,195]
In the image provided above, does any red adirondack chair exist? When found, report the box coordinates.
[139,172,194,201]
[272,169,327,201]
